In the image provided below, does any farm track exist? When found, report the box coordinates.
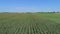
[0,14,60,34]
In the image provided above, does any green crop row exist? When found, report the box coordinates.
[0,13,60,34]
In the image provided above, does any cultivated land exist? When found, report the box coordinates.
[0,13,60,34]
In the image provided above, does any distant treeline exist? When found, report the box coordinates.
[0,11,60,14]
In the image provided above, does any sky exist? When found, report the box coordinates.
[0,0,60,12]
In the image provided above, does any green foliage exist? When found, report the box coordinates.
[0,13,60,34]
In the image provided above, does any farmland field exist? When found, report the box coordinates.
[0,13,60,34]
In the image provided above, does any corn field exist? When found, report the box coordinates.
[0,13,60,34]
